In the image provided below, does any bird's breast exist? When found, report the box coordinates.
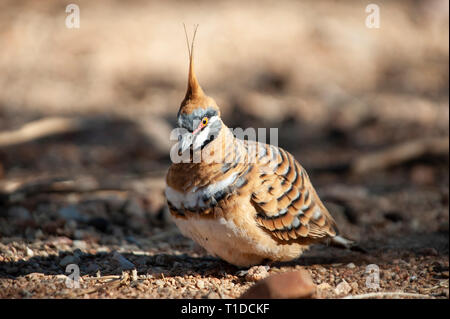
[165,171,239,210]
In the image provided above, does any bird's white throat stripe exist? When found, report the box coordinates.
[165,172,239,209]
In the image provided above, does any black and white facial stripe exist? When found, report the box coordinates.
[177,107,222,152]
[178,107,218,132]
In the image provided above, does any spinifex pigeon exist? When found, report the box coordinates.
[165,26,353,267]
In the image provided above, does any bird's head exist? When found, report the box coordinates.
[177,25,222,153]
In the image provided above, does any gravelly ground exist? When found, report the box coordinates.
[0,0,448,299]
[0,178,448,299]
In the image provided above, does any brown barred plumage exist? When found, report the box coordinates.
[165,27,352,267]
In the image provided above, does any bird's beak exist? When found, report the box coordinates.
[179,132,193,154]
[192,120,204,135]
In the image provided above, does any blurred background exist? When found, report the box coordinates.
[0,0,448,298]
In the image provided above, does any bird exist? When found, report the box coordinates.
[165,26,354,267]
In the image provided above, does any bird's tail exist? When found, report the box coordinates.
[329,235,367,253]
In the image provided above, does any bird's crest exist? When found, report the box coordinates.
[183,24,205,101]
[179,24,219,116]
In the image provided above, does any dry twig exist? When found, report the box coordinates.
[351,136,449,174]
[343,292,434,299]
[0,117,88,148]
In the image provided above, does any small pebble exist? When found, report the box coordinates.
[346,263,356,269]
[196,279,205,289]
[316,282,333,297]
[241,269,315,299]
[132,269,138,281]
[335,280,352,296]
[73,240,87,250]
[245,265,270,282]
[25,247,34,257]
[316,266,327,274]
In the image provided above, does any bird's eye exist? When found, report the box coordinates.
[202,117,208,126]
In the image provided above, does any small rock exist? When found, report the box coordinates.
[335,280,352,296]
[73,240,87,250]
[240,269,315,299]
[245,265,270,282]
[316,266,327,274]
[154,279,165,287]
[236,270,248,277]
[316,282,333,298]
[52,236,73,246]
[59,255,80,267]
[329,273,335,283]
[346,262,356,269]
[196,279,205,289]
[132,269,138,282]
[113,251,135,270]
[25,247,34,257]
[25,273,45,280]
